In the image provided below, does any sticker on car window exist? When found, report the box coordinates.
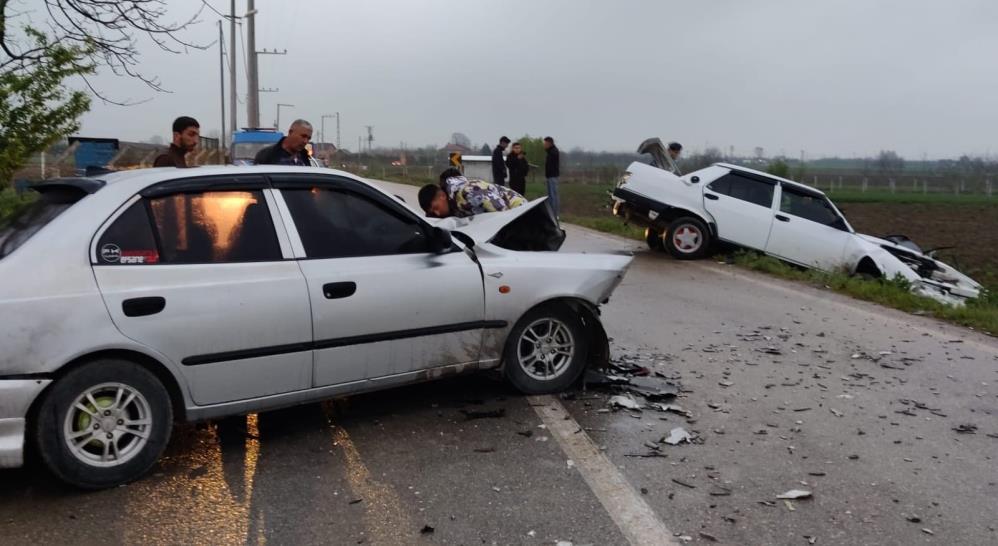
[100,243,121,263]
[120,250,159,264]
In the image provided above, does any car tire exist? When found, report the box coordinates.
[664,216,711,260]
[645,227,664,251]
[503,304,589,395]
[34,359,173,490]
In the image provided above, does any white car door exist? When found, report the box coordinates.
[702,171,777,250]
[272,175,488,388]
[765,184,853,269]
[91,176,313,406]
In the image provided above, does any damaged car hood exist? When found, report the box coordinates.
[431,198,567,251]
[852,233,983,305]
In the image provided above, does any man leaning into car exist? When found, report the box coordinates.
[419,168,525,218]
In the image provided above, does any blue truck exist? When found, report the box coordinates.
[231,128,283,165]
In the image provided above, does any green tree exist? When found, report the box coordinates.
[766,159,790,178]
[0,29,92,185]
[516,135,546,168]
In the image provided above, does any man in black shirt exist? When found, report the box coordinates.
[543,136,561,215]
[491,136,510,186]
[254,119,314,166]
[153,116,199,168]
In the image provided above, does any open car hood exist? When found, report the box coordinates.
[430,198,567,251]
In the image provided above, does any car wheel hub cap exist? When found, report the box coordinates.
[673,226,702,252]
[63,382,152,468]
[517,318,575,381]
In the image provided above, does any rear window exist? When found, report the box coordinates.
[0,187,86,259]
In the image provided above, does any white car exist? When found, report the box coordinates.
[611,138,981,305]
[0,166,631,488]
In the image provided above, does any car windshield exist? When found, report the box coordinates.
[0,186,88,259]
[232,142,274,162]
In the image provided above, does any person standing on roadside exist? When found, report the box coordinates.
[254,119,314,166]
[492,136,510,186]
[153,116,200,168]
[543,136,561,215]
[505,141,529,196]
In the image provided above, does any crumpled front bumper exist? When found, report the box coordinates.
[0,379,51,468]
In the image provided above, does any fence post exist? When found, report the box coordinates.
[862,177,868,193]
[813,174,818,187]
[923,179,927,194]
[889,178,896,194]
[987,179,992,198]
[960,178,966,193]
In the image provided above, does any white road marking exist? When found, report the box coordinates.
[529,395,679,546]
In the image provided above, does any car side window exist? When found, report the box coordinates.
[96,201,159,264]
[147,190,281,263]
[780,186,847,230]
[282,188,430,259]
[707,174,774,208]
[98,191,282,265]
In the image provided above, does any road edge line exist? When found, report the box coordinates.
[529,395,679,546]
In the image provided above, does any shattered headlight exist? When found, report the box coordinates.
[616,172,631,189]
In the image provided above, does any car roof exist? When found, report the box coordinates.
[94,165,367,193]
[714,162,826,196]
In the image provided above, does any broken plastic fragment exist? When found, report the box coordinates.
[777,489,812,499]
[608,394,642,411]
[664,427,693,445]
[651,403,693,418]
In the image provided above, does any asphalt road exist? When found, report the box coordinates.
[1,181,995,545]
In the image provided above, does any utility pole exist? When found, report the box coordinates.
[245,0,286,128]
[228,0,237,140]
[358,136,362,154]
[365,125,374,153]
[336,112,341,149]
[218,20,226,162]
[321,114,335,145]
[246,0,258,127]
[276,103,294,130]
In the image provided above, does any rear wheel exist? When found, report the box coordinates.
[504,304,589,394]
[34,359,173,489]
[645,227,664,251]
[665,216,711,260]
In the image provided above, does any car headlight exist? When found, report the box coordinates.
[616,172,631,188]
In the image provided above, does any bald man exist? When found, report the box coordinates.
[254,119,314,166]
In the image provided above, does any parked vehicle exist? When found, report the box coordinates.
[610,138,981,305]
[230,128,283,165]
[0,166,631,488]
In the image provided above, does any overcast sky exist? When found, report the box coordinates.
[66,0,998,158]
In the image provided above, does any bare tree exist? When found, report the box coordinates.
[1,0,207,102]
[875,150,905,178]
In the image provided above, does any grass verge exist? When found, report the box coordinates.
[730,250,997,334]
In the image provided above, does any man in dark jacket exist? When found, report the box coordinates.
[492,136,510,185]
[254,119,313,166]
[505,142,529,195]
[153,116,200,168]
[543,136,561,215]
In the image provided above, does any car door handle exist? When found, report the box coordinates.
[775,214,790,222]
[705,193,719,200]
[122,297,166,317]
[323,282,357,299]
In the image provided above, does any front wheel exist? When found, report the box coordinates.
[34,359,173,489]
[503,304,589,394]
[664,216,711,260]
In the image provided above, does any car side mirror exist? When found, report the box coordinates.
[429,226,454,254]
[690,176,700,183]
